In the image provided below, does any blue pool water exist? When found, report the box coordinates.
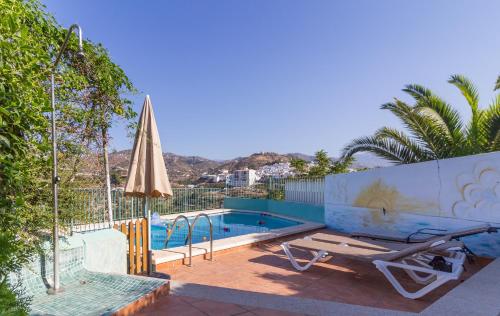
[151,211,302,250]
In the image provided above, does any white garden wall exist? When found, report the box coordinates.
[325,151,500,256]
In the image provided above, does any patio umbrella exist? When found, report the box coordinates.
[124,95,173,198]
[124,95,172,274]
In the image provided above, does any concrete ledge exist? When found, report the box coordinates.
[421,258,500,316]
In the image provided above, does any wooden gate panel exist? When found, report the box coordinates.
[142,219,148,272]
[114,219,149,275]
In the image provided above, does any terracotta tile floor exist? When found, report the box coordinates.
[147,229,491,314]
[136,295,304,315]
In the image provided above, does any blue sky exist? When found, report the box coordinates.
[43,0,500,159]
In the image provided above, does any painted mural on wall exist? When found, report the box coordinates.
[442,159,500,222]
[352,179,439,214]
[324,205,500,257]
[326,151,500,223]
[324,151,500,257]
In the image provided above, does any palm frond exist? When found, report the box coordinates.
[403,84,465,147]
[341,135,422,164]
[374,127,434,161]
[448,74,479,110]
[343,75,498,164]
[449,75,484,152]
[381,100,453,157]
[402,84,433,101]
[482,94,500,151]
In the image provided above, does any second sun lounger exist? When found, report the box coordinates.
[350,224,494,243]
[281,235,466,299]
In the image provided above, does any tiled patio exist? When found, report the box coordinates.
[136,294,304,316]
[144,229,491,314]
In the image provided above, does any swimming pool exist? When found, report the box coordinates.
[151,211,302,250]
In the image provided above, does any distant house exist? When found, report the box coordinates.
[200,172,228,183]
[226,169,257,187]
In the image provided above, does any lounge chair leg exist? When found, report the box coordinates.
[462,246,476,263]
[402,259,436,285]
[303,237,332,263]
[310,251,332,263]
[373,260,458,299]
[281,242,327,271]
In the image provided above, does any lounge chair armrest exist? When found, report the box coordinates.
[406,228,448,242]
[373,252,465,276]
[373,260,441,275]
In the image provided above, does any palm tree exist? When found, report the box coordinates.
[342,75,500,164]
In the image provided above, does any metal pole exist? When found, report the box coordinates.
[209,218,213,261]
[188,224,192,267]
[48,24,84,294]
[48,73,61,294]
[144,197,153,275]
[148,207,152,274]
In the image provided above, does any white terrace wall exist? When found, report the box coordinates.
[325,151,500,257]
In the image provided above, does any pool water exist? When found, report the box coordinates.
[151,211,302,250]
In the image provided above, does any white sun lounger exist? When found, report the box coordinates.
[350,224,494,243]
[281,234,466,299]
[310,232,465,259]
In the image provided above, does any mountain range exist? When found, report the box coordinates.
[106,150,389,184]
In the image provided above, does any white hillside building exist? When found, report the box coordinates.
[226,169,257,187]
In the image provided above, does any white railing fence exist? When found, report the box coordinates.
[284,177,324,205]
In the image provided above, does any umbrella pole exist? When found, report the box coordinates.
[144,197,152,275]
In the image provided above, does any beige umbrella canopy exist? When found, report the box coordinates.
[124,95,173,198]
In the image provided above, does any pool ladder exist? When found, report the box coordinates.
[164,213,213,267]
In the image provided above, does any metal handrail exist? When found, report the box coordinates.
[188,213,213,267]
[164,215,191,249]
[163,213,213,267]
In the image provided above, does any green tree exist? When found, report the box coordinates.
[0,0,136,312]
[308,150,332,176]
[66,40,136,222]
[329,155,355,174]
[290,158,307,175]
[290,150,354,177]
[342,75,500,164]
[1,1,60,312]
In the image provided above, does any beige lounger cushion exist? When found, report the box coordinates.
[350,231,415,243]
[355,238,463,252]
[309,233,391,251]
[287,236,452,262]
[447,224,491,237]
[287,239,392,261]
[309,233,461,252]
[351,224,490,243]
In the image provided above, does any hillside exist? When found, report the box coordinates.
[88,150,387,185]
[217,152,314,171]
[106,150,314,184]
[107,150,221,183]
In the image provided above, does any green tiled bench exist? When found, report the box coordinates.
[9,237,168,316]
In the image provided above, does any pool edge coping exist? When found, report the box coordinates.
[152,208,325,265]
